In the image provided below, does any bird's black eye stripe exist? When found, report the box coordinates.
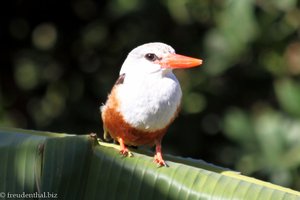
[145,53,159,61]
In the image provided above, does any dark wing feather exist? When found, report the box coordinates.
[115,73,125,85]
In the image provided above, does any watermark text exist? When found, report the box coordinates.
[0,192,58,199]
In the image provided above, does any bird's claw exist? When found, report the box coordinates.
[154,155,168,167]
[119,148,133,157]
[118,138,133,157]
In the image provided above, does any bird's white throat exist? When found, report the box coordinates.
[116,71,182,131]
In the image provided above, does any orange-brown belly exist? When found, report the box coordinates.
[102,105,168,146]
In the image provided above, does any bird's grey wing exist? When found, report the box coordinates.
[115,73,125,85]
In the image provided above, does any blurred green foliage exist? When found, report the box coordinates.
[1,0,300,190]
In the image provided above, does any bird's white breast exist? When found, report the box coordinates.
[116,72,182,131]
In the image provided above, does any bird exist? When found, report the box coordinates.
[101,42,202,166]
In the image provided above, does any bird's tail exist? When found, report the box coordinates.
[103,126,112,141]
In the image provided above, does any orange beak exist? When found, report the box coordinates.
[158,54,203,69]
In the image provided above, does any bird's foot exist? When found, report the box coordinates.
[119,147,133,157]
[153,140,168,167]
[154,153,168,167]
[118,138,133,157]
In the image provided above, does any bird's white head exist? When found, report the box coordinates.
[120,42,202,76]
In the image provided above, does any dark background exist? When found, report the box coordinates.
[1,0,300,190]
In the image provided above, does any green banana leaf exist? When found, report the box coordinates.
[0,127,299,200]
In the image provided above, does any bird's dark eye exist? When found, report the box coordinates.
[145,53,159,61]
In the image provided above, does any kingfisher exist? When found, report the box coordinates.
[101,42,202,166]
